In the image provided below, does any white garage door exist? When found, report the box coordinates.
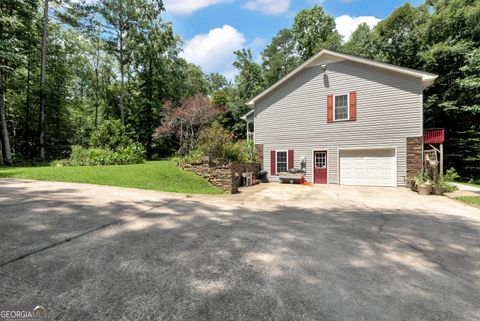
[339,148,396,186]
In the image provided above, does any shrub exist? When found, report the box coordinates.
[153,95,223,156]
[52,143,145,166]
[433,173,458,192]
[198,122,234,161]
[196,123,253,163]
[467,177,480,185]
[444,167,460,182]
[115,143,146,164]
[89,119,131,150]
[224,140,251,163]
[177,149,205,164]
[442,182,458,192]
[174,123,255,165]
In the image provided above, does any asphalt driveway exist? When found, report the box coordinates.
[0,179,479,320]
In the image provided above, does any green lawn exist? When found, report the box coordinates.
[0,160,223,194]
[455,196,480,208]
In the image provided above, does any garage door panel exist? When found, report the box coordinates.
[340,149,395,187]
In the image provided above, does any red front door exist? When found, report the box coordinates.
[314,151,327,184]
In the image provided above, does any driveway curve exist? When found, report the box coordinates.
[0,179,479,321]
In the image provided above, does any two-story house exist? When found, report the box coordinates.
[242,49,438,187]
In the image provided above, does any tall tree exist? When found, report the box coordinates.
[0,0,37,164]
[261,28,299,86]
[99,0,142,125]
[225,49,265,138]
[91,22,102,128]
[374,3,428,68]
[130,0,173,158]
[206,72,230,93]
[0,69,10,164]
[39,0,49,161]
[419,0,480,176]
[233,49,264,101]
[342,23,378,59]
[292,5,342,61]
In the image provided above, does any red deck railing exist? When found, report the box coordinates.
[424,128,445,144]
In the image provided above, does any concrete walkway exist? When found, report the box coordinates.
[1,179,479,321]
[453,182,480,192]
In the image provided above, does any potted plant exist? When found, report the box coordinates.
[433,175,445,195]
[412,172,432,195]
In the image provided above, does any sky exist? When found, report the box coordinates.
[163,0,423,79]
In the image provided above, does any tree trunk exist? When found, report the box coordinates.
[145,57,153,159]
[0,69,12,165]
[119,31,125,125]
[119,65,125,125]
[39,0,49,161]
[94,31,100,127]
[94,61,99,127]
[26,55,32,155]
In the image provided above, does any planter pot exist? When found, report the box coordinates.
[433,186,444,195]
[417,184,432,195]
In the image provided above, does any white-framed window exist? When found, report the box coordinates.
[315,152,327,168]
[334,94,349,121]
[276,151,288,173]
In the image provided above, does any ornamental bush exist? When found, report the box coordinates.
[224,140,252,163]
[173,123,251,164]
[51,143,145,166]
[195,122,254,163]
[89,119,131,150]
[198,122,234,161]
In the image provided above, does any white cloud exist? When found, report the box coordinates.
[249,37,266,48]
[244,0,291,15]
[180,25,246,78]
[222,68,239,81]
[164,0,227,15]
[335,15,381,41]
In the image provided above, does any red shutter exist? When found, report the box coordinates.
[270,150,276,175]
[288,150,294,170]
[349,91,357,121]
[327,95,334,123]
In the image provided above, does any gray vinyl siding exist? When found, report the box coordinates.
[254,60,423,186]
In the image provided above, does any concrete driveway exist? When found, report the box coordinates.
[0,179,479,321]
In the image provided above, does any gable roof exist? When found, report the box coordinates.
[246,49,437,106]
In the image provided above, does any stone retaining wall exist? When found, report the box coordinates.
[179,162,261,194]
[254,144,264,169]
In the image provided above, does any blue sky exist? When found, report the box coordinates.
[163,0,423,79]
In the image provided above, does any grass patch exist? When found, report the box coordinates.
[455,196,480,208]
[0,160,223,195]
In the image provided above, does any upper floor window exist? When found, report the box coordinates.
[334,94,349,121]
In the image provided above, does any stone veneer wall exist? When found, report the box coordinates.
[179,162,260,194]
[254,144,264,169]
[406,136,423,183]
